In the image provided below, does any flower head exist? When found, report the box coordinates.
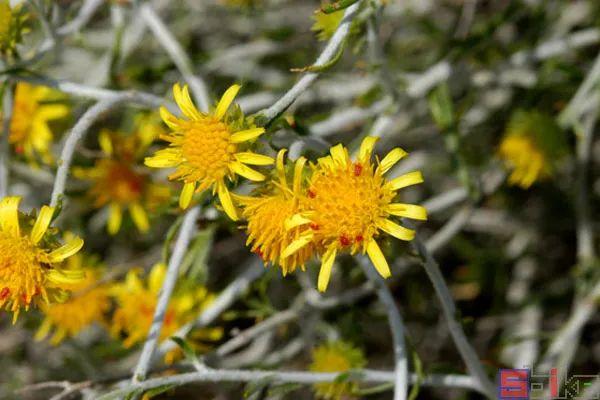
[310,341,366,400]
[0,197,84,322]
[0,0,27,56]
[498,110,566,189]
[283,136,427,291]
[237,150,316,276]
[35,253,110,345]
[110,263,222,356]
[311,10,344,41]
[7,82,69,165]
[75,128,170,235]
[145,84,273,220]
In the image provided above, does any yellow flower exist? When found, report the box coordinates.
[0,197,84,322]
[237,149,316,276]
[311,10,344,41]
[498,111,564,189]
[145,84,273,220]
[310,341,366,400]
[35,253,110,345]
[75,129,170,235]
[283,136,427,291]
[0,0,27,55]
[110,263,222,358]
[7,82,69,165]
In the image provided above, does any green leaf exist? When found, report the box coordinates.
[179,226,215,282]
[428,83,455,131]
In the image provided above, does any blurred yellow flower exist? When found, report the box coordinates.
[0,0,27,56]
[498,110,565,189]
[75,128,170,235]
[311,10,344,41]
[110,263,222,360]
[0,197,84,322]
[35,254,110,345]
[310,341,366,400]
[145,84,273,219]
[237,149,316,276]
[283,136,427,291]
[7,83,69,165]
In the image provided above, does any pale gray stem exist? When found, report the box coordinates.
[139,3,211,112]
[358,256,408,400]
[426,205,474,254]
[132,206,200,383]
[0,84,13,198]
[258,2,361,122]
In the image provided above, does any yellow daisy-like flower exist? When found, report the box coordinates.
[311,10,344,41]
[310,341,366,400]
[145,84,273,220]
[0,197,84,322]
[6,82,69,165]
[35,253,110,345]
[110,263,223,358]
[283,136,427,292]
[0,0,27,56]
[236,149,316,276]
[75,129,170,235]
[498,111,565,189]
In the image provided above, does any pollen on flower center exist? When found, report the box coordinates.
[307,162,393,246]
[0,233,44,303]
[182,118,237,180]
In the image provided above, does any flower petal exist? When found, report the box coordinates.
[230,161,265,181]
[293,157,307,195]
[129,202,150,233]
[378,148,408,174]
[377,218,415,241]
[386,204,428,221]
[0,196,21,237]
[282,233,314,258]
[47,268,85,284]
[387,171,424,191]
[108,203,122,235]
[318,247,337,292]
[98,130,113,156]
[276,149,287,188]
[230,128,265,143]
[179,182,196,209]
[359,136,379,162]
[235,152,274,166]
[160,106,182,130]
[148,263,166,294]
[30,205,55,244]
[173,83,201,120]
[330,144,348,166]
[366,239,391,278]
[47,237,84,263]
[217,181,238,221]
[284,214,312,230]
[145,149,181,168]
[215,84,241,120]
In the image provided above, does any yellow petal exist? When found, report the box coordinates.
[230,161,265,181]
[47,237,84,263]
[230,128,265,143]
[217,181,238,221]
[386,204,428,221]
[160,106,182,130]
[108,203,122,235]
[149,263,167,294]
[98,130,113,156]
[377,219,415,241]
[282,233,314,258]
[330,144,348,166]
[129,203,150,233]
[318,247,337,292]
[47,268,85,284]
[284,214,312,230]
[215,84,241,120]
[276,149,288,188]
[235,152,274,166]
[173,84,201,120]
[359,136,379,162]
[37,104,69,121]
[145,150,181,168]
[179,182,196,209]
[366,239,391,278]
[293,157,307,195]
[387,171,424,191]
[0,196,21,237]
[378,148,408,174]
[30,205,55,244]
[34,318,52,341]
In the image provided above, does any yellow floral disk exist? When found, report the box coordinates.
[0,197,84,322]
[499,134,549,189]
[237,149,316,276]
[145,84,273,220]
[310,341,366,400]
[283,136,427,291]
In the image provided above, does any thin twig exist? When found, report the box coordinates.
[139,3,211,112]
[132,206,201,383]
[0,83,13,198]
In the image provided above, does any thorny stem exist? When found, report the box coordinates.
[132,206,201,383]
